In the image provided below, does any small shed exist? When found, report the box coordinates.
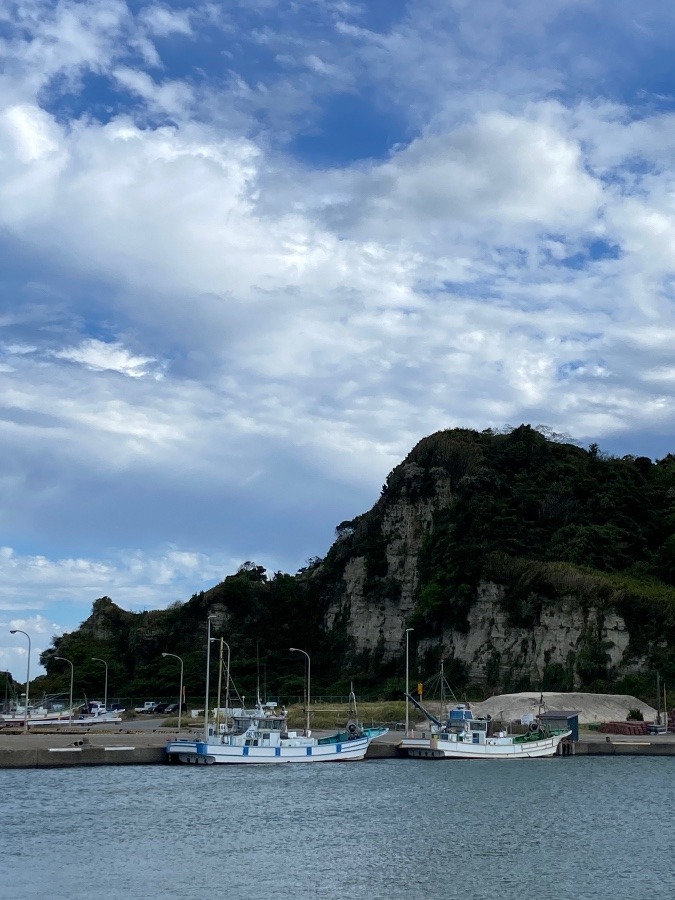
[539,710,579,742]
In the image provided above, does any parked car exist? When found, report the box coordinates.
[151,702,171,714]
[164,703,187,715]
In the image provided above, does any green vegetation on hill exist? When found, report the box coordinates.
[33,425,675,704]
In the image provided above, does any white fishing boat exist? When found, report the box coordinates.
[165,699,387,765]
[399,664,570,760]
[399,702,570,759]
[165,624,387,764]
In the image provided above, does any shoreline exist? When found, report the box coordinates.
[2,725,675,768]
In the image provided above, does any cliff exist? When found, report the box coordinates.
[39,425,675,700]
[308,425,675,695]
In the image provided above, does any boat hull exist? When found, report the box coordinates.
[399,730,571,760]
[0,712,122,727]
[165,736,372,764]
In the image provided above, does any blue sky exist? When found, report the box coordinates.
[2,0,675,680]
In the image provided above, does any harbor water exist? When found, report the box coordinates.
[4,756,675,899]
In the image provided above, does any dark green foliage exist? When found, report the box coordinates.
[541,662,574,692]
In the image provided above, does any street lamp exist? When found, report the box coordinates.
[405,627,414,737]
[290,647,311,736]
[54,656,74,726]
[9,629,31,733]
[91,657,108,710]
[204,615,216,743]
[162,653,184,732]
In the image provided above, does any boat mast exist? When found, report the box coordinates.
[256,640,261,705]
[348,681,358,723]
[657,672,662,725]
[215,638,224,732]
[204,615,215,743]
[440,657,446,724]
[224,641,231,730]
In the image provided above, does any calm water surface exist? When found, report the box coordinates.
[4,757,675,899]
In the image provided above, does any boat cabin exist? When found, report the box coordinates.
[446,704,475,729]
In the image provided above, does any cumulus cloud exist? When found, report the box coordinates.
[139,4,193,38]
[53,339,162,378]
[1,0,675,677]
[0,543,251,675]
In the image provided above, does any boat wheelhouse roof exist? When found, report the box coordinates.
[448,706,474,721]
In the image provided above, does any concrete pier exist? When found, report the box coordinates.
[1,727,675,768]
[0,727,172,768]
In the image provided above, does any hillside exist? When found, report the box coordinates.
[37,425,675,704]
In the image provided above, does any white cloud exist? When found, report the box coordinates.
[53,338,162,378]
[338,110,602,242]
[1,613,64,684]
[0,543,255,676]
[139,5,193,38]
[1,0,675,679]
[0,0,131,100]
[112,66,195,116]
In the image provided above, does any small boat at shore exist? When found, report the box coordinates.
[0,697,123,728]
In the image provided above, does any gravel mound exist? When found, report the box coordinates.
[471,691,658,725]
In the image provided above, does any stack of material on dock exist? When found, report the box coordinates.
[599,721,648,735]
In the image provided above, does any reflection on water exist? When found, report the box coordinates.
[4,757,675,899]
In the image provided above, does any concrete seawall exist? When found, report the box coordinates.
[2,728,675,768]
[0,745,166,768]
[570,739,675,756]
[0,728,171,768]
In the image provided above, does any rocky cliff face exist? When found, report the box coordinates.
[430,584,631,686]
[326,462,453,659]
[320,438,641,691]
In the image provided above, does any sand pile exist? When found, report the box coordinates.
[470,691,658,725]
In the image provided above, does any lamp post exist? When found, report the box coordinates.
[91,657,108,710]
[9,629,31,733]
[204,615,215,743]
[54,656,74,726]
[405,627,414,737]
[162,653,184,732]
[290,647,311,736]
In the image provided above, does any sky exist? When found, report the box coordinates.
[1,0,675,682]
